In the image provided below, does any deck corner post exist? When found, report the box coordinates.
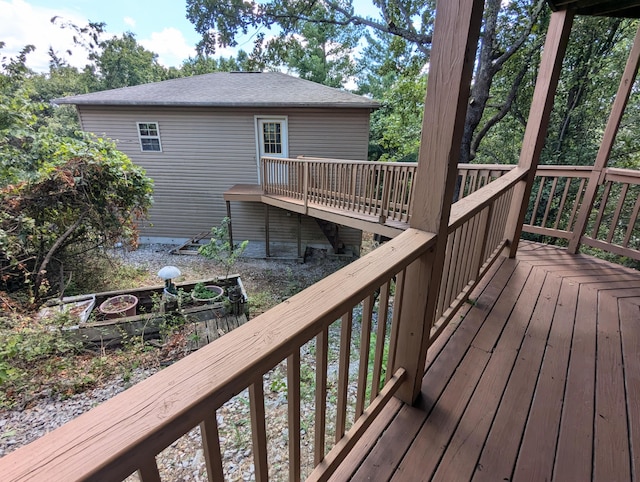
[503,9,574,258]
[568,24,640,254]
[392,0,484,404]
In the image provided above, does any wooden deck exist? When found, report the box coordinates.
[335,241,640,481]
[223,184,407,238]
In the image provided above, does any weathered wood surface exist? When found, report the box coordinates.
[0,228,435,481]
[342,241,640,481]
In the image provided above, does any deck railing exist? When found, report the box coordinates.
[259,157,639,260]
[261,157,513,225]
[523,166,640,260]
[1,161,525,481]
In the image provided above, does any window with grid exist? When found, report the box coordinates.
[137,122,162,152]
[262,122,282,154]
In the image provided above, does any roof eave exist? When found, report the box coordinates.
[53,99,381,109]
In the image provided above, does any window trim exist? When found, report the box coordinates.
[254,116,289,182]
[137,121,163,152]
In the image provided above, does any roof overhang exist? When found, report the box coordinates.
[547,0,640,17]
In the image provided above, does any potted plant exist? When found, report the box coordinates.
[191,282,224,303]
[198,217,249,305]
[99,294,138,319]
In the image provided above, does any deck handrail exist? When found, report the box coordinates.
[0,158,525,481]
[0,229,435,481]
[261,157,514,226]
[523,165,640,261]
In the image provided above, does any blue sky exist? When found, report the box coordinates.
[1,0,257,71]
[1,0,380,73]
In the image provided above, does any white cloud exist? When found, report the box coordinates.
[140,27,196,67]
[124,16,136,28]
[0,0,95,72]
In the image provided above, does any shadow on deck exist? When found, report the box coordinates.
[333,241,640,481]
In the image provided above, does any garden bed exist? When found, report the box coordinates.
[43,275,248,347]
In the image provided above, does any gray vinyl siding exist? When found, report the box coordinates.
[77,106,368,249]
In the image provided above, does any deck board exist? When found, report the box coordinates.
[349,242,640,481]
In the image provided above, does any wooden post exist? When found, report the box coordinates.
[226,200,233,252]
[265,204,270,257]
[303,159,309,213]
[503,10,574,257]
[392,0,485,404]
[568,25,640,253]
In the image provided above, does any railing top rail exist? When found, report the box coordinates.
[457,163,515,171]
[449,167,528,231]
[604,167,640,182]
[0,228,436,482]
[536,165,594,171]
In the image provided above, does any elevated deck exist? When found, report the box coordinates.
[223,183,407,238]
[333,242,640,481]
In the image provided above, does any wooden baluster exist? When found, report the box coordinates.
[591,182,612,239]
[530,177,546,225]
[437,232,456,320]
[371,282,391,402]
[568,178,587,231]
[541,176,559,227]
[303,160,309,212]
[355,294,374,418]
[314,327,329,466]
[137,457,161,482]
[458,170,469,200]
[288,350,301,482]
[386,269,404,383]
[554,177,572,230]
[474,205,492,278]
[623,191,640,247]
[607,183,629,243]
[335,311,353,442]
[200,415,224,481]
[249,380,269,482]
[455,221,472,299]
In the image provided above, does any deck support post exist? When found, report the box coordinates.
[265,204,270,257]
[392,0,484,404]
[567,25,640,253]
[226,200,234,252]
[503,10,574,258]
[297,213,302,259]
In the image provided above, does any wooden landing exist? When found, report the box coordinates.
[336,241,640,481]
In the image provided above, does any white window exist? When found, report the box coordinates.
[137,122,162,152]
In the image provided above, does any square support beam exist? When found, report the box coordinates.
[504,9,574,257]
[393,0,485,404]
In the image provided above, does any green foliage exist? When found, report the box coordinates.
[198,217,248,279]
[0,133,153,300]
[90,32,168,90]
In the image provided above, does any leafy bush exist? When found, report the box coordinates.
[0,134,153,301]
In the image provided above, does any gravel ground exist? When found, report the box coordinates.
[0,243,360,480]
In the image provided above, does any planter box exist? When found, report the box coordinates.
[56,275,249,347]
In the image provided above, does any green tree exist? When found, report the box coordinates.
[91,32,167,90]
[0,46,154,301]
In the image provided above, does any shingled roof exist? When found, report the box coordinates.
[53,71,379,109]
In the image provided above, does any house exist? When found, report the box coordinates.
[3,0,640,480]
[54,72,379,255]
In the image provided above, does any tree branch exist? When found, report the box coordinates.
[491,0,546,74]
[471,58,530,158]
[34,212,86,299]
